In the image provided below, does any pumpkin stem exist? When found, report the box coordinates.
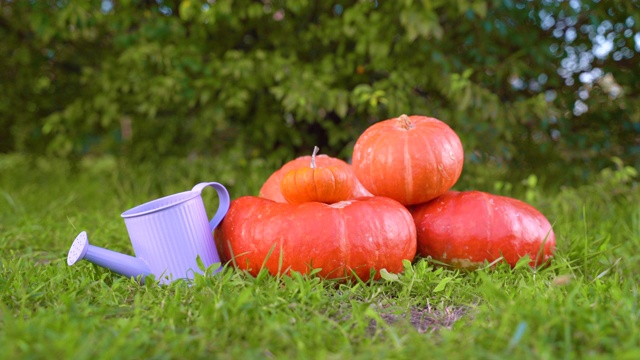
[398,114,414,130]
[310,146,319,169]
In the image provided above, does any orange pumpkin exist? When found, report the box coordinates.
[260,152,372,202]
[281,147,354,204]
[214,196,417,281]
[352,114,464,206]
[411,191,556,269]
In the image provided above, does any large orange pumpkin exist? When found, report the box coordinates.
[352,114,464,206]
[411,191,556,269]
[214,196,417,280]
[260,154,372,202]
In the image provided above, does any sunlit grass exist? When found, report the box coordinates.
[1,154,638,359]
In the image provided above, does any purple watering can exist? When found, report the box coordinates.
[67,182,230,284]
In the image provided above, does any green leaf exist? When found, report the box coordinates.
[380,269,399,282]
[195,255,206,272]
[433,276,452,292]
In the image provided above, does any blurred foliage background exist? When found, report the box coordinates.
[1,0,639,186]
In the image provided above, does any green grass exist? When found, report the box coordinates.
[1,153,639,359]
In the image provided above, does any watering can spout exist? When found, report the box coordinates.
[67,231,152,281]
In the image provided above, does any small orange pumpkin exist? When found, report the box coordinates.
[259,153,372,202]
[281,147,354,204]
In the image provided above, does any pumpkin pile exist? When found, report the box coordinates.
[214,114,556,279]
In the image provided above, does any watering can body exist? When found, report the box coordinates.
[67,182,230,284]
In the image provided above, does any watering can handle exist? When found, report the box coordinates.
[191,182,231,232]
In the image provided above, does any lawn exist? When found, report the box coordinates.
[1,153,639,359]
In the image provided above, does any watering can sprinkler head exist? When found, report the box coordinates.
[68,231,152,282]
[67,231,89,266]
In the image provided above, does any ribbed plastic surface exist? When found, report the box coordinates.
[118,182,229,284]
[123,193,220,284]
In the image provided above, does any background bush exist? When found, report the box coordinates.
[1,0,639,184]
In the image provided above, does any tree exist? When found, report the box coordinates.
[1,0,638,184]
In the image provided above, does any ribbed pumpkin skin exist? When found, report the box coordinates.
[352,115,464,206]
[214,196,417,281]
[281,165,353,204]
[411,191,556,269]
[260,155,372,202]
